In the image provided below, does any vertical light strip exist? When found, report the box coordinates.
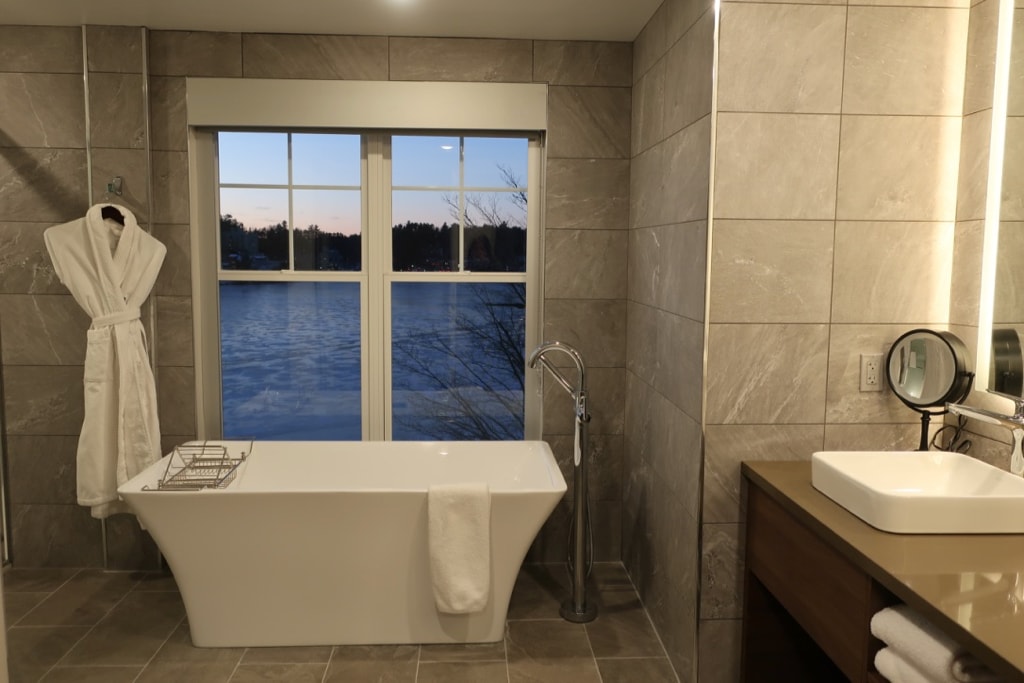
[977,0,1016,395]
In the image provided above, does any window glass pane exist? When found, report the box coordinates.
[391,282,525,441]
[293,189,361,271]
[293,133,361,186]
[392,135,460,187]
[220,282,361,440]
[218,132,288,184]
[464,137,528,188]
[220,188,289,270]
[392,190,457,272]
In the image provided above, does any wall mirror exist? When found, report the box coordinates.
[886,329,974,450]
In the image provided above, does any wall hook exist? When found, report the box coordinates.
[106,176,123,196]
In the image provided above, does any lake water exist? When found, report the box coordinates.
[219,281,525,440]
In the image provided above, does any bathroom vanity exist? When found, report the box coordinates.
[741,461,1024,682]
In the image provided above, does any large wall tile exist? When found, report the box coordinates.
[700,523,742,619]
[148,77,187,152]
[545,158,629,231]
[157,366,196,436]
[543,299,626,368]
[0,222,63,294]
[631,117,711,228]
[0,74,86,149]
[533,41,632,87]
[628,222,707,320]
[0,148,88,223]
[843,7,968,116]
[951,220,984,327]
[964,0,999,115]
[666,0,714,47]
[152,224,191,296]
[664,12,715,135]
[88,73,146,149]
[705,323,829,424]
[4,365,84,436]
[703,424,824,524]
[713,113,840,220]
[543,368,624,435]
[632,58,666,156]
[632,2,669,83]
[0,294,90,365]
[86,26,143,74]
[710,220,834,323]
[545,230,627,300]
[10,504,102,567]
[1002,116,1024,220]
[389,37,531,82]
[717,4,845,114]
[995,220,1024,324]
[0,27,82,73]
[626,303,705,421]
[547,433,623,502]
[148,31,243,77]
[831,221,954,324]
[155,296,194,367]
[824,324,924,424]
[90,148,149,221]
[151,151,190,224]
[836,115,961,221]
[697,619,741,683]
[956,111,992,222]
[548,86,632,159]
[6,435,79,505]
[242,34,388,80]
[1009,9,1024,116]
[824,423,923,451]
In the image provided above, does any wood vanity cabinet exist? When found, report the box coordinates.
[741,480,896,682]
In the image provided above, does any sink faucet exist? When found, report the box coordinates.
[946,399,1024,476]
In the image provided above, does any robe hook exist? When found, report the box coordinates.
[106,176,123,196]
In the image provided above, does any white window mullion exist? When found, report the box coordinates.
[366,135,388,440]
[286,134,295,271]
[458,136,466,273]
[524,137,543,440]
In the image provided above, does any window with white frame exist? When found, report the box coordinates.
[200,129,541,441]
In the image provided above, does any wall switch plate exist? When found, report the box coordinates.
[860,353,884,392]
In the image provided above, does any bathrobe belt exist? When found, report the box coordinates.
[92,307,141,329]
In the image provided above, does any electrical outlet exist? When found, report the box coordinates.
[860,353,884,392]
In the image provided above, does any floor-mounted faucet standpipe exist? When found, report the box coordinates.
[529,341,598,623]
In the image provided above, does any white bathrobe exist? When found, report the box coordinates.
[44,204,166,519]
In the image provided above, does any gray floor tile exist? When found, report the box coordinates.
[18,570,141,627]
[324,645,418,682]
[419,640,505,662]
[6,626,90,683]
[231,662,326,681]
[39,664,142,682]
[418,660,508,682]
[4,593,48,627]
[3,568,79,594]
[241,645,332,664]
[597,657,679,682]
[136,661,238,682]
[150,622,244,664]
[60,591,185,666]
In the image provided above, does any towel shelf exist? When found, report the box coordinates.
[143,441,251,491]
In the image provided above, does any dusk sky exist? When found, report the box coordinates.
[218,132,528,236]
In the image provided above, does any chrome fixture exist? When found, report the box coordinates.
[528,341,597,623]
[946,398,1024,476]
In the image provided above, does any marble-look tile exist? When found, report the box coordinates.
[824,423,924,451]
[702,424,824,524]
[710,219,833,323]
[61,590,185,666]
[844,7,968,116]
[87,25,144,73]
[633,1,669,83]
[533,41,632,87]
[668,0,715,46]
[626,302,704,419]
[714,113,840,220]
[956,110,992,222]
[542,298,626,367]
[151,623,243,664]
[148,31,242,77]
[91,148,149,221]
[705,323,829,424]
[6,435,79,505]
[0,148,88,223]
[233,663,327,681]
[10,504,102,567]
[544,229,627,300]
[700,523,742,619]
[628,221,707,320]
[697,619,742,683]
[951,220,984,327]
[3,567,80,593]
[243,646,332,663]
[43,666,146,682]
[136,661,236,682]
[507,563,568,620]
[157,366,196,435]
[995,220,1024,324]
[836,115,961,222]
[630,117,711,227]
[6,625,92,683]
[0,74,86,149]
[545,158,629,231]
[964,0,999,116]
[149,77,188,152]
[506,620,600,682]
[18,569,139,626]
[546,433,622,502]
[543,367,624,435]
[418,661,508,683]
[419,640,505,663]
[664,11,715,136]
[152,224,192,296]
[0,26,82,73]
[831,221,954,324]
[0,222,64,294]
[104,515,160,571]
[824,323,925,424]
[597,658,678,683]
[5,591,48,626]
[854,0,969,8]
[324,645,418,682]
[547,86,632,159]
[151,151,190,224]
[0,294,90,365]
[1002,116,1024,220]
[1009,9,1024,116]
[631,58,666,156]
[155,296,194,367]
[718,4,845,114]
[389,37,531,82]
[4,365,84,435]
[88,73,146,149]
[242,34,388,80]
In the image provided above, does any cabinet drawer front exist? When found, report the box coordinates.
[747,486,873,681]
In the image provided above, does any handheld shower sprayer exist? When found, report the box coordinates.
[528,340,598,623]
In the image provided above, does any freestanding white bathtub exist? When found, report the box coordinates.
[117,440,566,648]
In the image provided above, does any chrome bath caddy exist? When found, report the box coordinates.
[143,441,252,491]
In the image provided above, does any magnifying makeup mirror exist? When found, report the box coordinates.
[886,329,974,450]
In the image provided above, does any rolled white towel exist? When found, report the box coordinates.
[876,646,941,683]
[871,605,1002,683]
[427,482,491,614]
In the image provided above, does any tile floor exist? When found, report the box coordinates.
[2,562,679,682]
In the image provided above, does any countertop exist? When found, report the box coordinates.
[742,461,1024,682]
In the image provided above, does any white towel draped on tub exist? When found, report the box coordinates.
[428,482,491,614]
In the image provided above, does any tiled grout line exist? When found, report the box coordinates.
[6,567,84,628]
[130,613,188,683]
[413,644,422,683]
[317,645,336,683]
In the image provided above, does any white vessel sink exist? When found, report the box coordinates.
[811,451,1024,534]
